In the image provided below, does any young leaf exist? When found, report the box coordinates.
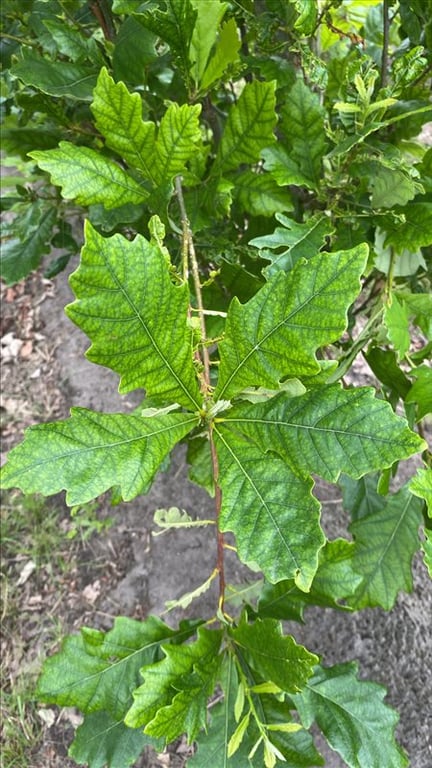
[153,102,202,184]
[125,627,223,743]
[200,17,241,92]
[214,80,277,173]
[214,246,368,401]
[409,467,432,516]
[422,530,432,577]
[69,711,157,768]
[29,143,148,209]
[229,616,318,693]
[293,663,408,768]
[0,408,198,506]
[0,207,57,285]
[220,386,425,483]
[36,616,198,718]
[67,222,202,410]
[384,295,410,360]
[214,426,324,589]
[349,487,424,609]
[249,214,334,277]
[280,79,328,189]
[91,68,156,182]
[189,0,228,86]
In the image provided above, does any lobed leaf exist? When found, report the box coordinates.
[409,467,432,516]
[220,385,426,483]
[11,49,98,100]
[280,79,327,189]
[214,426,324,589]
[214,246,368,401]
[0,408,197,506]
[125,626,223,743]
[136,0,197,78]
[349,486,424,609]
[36,616,198,718]
[229,616,318,694]
[234,170,293,218]
[250,214,334,277]
[153,102,202,184]
[69,711,156,768]
[67,222,202,410]
[29,142,148,209]
[0,207,57,285]
[189,0,228,86]
[91,67,156,181]
[293,663,408,768]
[215,80,277,173]
[199,17,241,92]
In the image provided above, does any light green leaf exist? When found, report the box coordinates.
[36,616,197,718]
[229,616,318,693]
[67,222,202,410]
[200,17,241,92]
[214,245,367,401]
[384,295,410,359]
[395,290,432,339]
[293,0,318,35]
[405,365,432,420]
[257,539,364,621]
[164,569,218,611]
[349,486,424,609]
[10,49,98,100]
[136,0,197,78]
[227,712,250,757]
[220,386,425,483]
[69,711,156,768]
[190,0,228,85]
[293,663,408,768]
[234,171,293,217]
[250,214,334,277]
[0,207,56,285]
[215,80,277,173]
[91,68,156,181]
[153,102,202,184]
[214,426,324,589]
[280,79,327,189]
[29,143,148,209]
[125,627,223,743]
[261,145,313,189]
[422,529,432,577]
[381,202,432,250]
[370,165,421,208]
[409,467,432,516]
[0,408,197,506]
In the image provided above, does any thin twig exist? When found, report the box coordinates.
[380,0,390,89]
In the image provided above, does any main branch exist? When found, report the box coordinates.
[175,175,226,612]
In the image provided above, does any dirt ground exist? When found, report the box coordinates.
[1,258,431,768]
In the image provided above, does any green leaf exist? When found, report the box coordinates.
[11,49,98,100]
[29,143,148,209]
[339,474,383,522]
[280,79,327,189]
[214,246,367,401]
[1,408,198,506]
[125,627,223,743]
[349,486,424,609]
[136,0,197,79]
[0,207,56,285]
[153,102,202,184]
[112,16,158,86]
[405,365,432,420]
[395,290,432,339]
[257,539,364,622]
[293,0,318,35]
[250,214,334,277]
[293,663,408,768]
[214,426,324,589]
[189,0,228,85]
[230,616,318,693]
[67,222,202,410]
[234,171,293,217]
[219,385,424,483]
[261,145,313,189]
[370,165,421,208]
[409,467,432,516]
[200,17,241,92]
[422,529,432,577]
[42,19,97,64]
[69,711,155,768]
[364,349,411,400]
[91,68,156,181]
[215,80,277,173]
[384,295,410,359]
[381,202,432,251]
[36,616,197,717]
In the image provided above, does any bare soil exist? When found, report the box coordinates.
[1,261,431,768]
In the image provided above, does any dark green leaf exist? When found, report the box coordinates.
[1,408,198,506]
[280,79,327,189]
[67,222,202,410]
[199,17,241,92]
[381,202,432,251]
[250,215,334,277]
[234,171,293,218]
[405,365,432,420]
[215,246,367,401]
[293,663,408,768]
[261,145,312,189]
[215,426,324,589]
[11,49,98,100]
[0,207,57,284]
[69,711,156,768]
